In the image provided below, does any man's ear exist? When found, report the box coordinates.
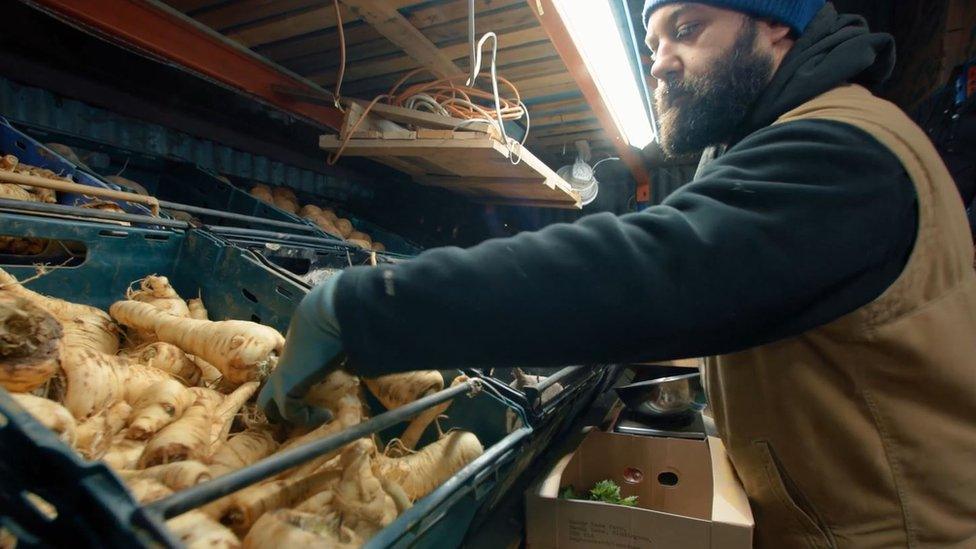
[757,19,793,46]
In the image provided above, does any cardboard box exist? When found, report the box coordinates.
[526,431,753,548]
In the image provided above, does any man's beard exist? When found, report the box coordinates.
[653,20,774,157]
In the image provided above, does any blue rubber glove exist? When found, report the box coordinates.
[258,273,345,426]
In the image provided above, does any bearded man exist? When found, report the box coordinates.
[260,1,976,546]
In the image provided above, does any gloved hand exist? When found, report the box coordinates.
[258,273,345,426]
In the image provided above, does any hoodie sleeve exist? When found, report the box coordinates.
[333,119,917,375]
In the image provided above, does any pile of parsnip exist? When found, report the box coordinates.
[0,267,483,548]
[248,184,385,252]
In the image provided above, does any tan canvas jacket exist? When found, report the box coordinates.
[704,84,976,548]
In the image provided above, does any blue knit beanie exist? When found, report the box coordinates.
[643,0,825,35]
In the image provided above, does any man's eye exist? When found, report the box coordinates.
[675,23,700,40]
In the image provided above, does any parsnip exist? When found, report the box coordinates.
[242,510,361,549]
[365,371,444,410]
[187,295,208,321]
[119,460,212,490]
[101,437,146,470]
[209,429,278,478]
[126,478,173,504]
[54,347,172,419]
[11,393,75,445]
[127,379,196,440]
[139,382,255,466]
[220,466,342,535]
[0,294,62,392]
[0,267,119,354]
[378,431,483,501]
[126,275,190,318]
[276,392,364,479]
[140,388,223,466]
[109,301,284,385]
[303,370,361,414]
[118,342,202,386]
[331,439,398,539]
[168,511,241,549]
[398,375,466,451]
[74,401,132,460]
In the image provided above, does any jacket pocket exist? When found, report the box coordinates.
[754,440,836,549]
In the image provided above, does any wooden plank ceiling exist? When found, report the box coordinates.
[161,0,619,165]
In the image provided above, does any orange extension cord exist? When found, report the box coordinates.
[326,1,529,166]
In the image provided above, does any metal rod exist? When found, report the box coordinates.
[533,365,585,393]
[147,380,479,518]
[156,200,320,233]
[365,426,532,548]
[0,170,160,215]
[208,225,353,249]
[0,198,188,228]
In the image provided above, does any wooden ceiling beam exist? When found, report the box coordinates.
[526,0,652,201]
[339,0,464,78]
[25,0,343,130]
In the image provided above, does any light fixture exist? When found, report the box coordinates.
[553,0,656,148]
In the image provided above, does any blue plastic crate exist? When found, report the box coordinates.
[0,117,154,218]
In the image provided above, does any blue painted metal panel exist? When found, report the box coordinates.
[0,76,370,201]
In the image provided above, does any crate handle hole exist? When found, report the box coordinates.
[622,467,644,485]
[657,471,679,487]
[15,140,27,151]
[241,288,258,303]
[22,491,58,521]
[0,236,86,267]
[250,314,261,323]
[275,285,294,299]
[98,229,128,239]
[144,233,170,242]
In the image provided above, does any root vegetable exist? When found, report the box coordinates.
[74,401,132,459]
[0,294,62,392]
[11,393,75,445]
[139,388,223,467]
[273,197,299,214]
[187,296,208,321]
[299,205,321,218]
[168,511,241,549]
[335,219,354,238]
[127,478,173,504]
[371,242,386,253]
[0,267,119,354]
[139,382,255,467]
[250,188,272,203]
[303,370,360,414]
[127,379,196,440]
[119,460,212,490]
[103,175,149,196]
[118,342,202,386]
[398,375,467,451]
[277,392,363,479]
[126,275,190,318]
[331,439,397,539]
[348,231,371,245]
[220,466,342,535]
[210,429,278,478]
[347,238,370,249]
[378,431,483,501]
[365,371,444,411]
[0,183,38,202]
[211,382,260,448]
[109,301,284,385]
[54,347,172,419]
[101,437,146,470]
[321,209,339,223]
[243,510,360,549]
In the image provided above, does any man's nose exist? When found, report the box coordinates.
[650,44,682,85]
